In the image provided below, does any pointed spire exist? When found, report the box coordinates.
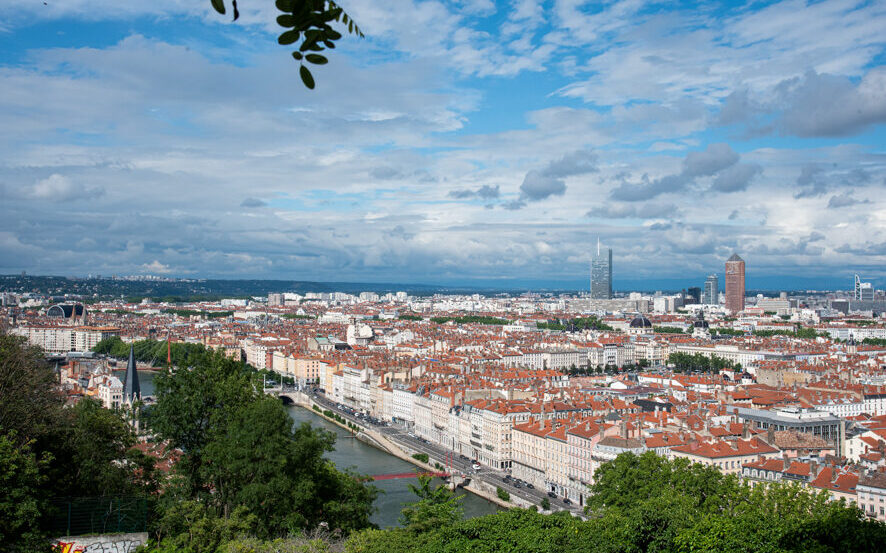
[123,345,141,403]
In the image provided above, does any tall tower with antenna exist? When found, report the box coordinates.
[591,238,613,299]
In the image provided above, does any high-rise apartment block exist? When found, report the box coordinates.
[725,253,746,313]
[590,240,612,300]
[703,274,719,305]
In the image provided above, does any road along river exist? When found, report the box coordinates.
[286,405,501,528]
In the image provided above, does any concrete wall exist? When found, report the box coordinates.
[53,533,147,553]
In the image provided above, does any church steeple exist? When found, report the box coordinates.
[123,345,141,404]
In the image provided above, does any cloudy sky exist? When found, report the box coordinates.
[1,0,885,290]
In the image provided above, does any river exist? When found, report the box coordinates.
[129,371,499,527]
[286,405,502,528]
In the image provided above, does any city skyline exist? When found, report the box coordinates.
[0,1,884,285]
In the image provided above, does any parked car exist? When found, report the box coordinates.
[526,483,534,489]
[547,492,557,498]
[472,463,481,470]
[514,482,522,488]
[503,475,512,482]
[563,498,572,505]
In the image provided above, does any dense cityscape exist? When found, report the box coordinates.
[3,0,886,552]
[5,250,886,528]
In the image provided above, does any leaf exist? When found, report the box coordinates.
[300,65,315,89]
[305,54,328,65]
[292,51,303,61]
[232,0,239,21]
[276,14,296,27]
[278,30,300,45]
[326,29,342,40]
[275,0,295,10]
[211,0,225,15]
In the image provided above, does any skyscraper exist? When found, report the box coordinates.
[855,274,874,301]
[703,274,719,305]
[725,253,745,313]
[590,239,612,299]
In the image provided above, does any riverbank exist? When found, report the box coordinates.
[285,404,502,528]
[285,392,516,510]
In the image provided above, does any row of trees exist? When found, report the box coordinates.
[537,316,614,331]
[162,309,234,319]
[429,316,510,325]
[753,327,826,339]
[667,352,741,373]
[93,336,218,368]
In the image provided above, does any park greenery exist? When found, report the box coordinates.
[667,352,742,373]
[862,337,886,347]
[398,314,423,321]
[430,315,510,325]
[537,316,614,331]
[162,308,234,319]
[752,327,827,339]
[654,326,688,334]
[710,327,745,336]
[93,336,214,368]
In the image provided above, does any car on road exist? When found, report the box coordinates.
[514,482,522,488]
[526,483,534,489]
[503,475,511,482]
[547,492,557,498]
[563,498,572,505]
[472,463,481,470]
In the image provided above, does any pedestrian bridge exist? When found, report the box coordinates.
[370,471,449,480]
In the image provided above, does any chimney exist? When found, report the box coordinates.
[767,425,775,445]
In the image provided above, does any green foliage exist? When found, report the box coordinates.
[210,0,364,89]
[0,332,155,551]
[537,316,613,331]
[862,337,886,347]
[667,352,740,373]
[710,327,745,336]
[92,336,216,368]
[412,453,429,463]
[540,497,550,511]
[654,326,687,334]
[163,308,233,319]
[150,500,257,553]
[0,435,51,552]
[343,453,886,553]
[149,347,377,545]
[430,315,510,325]
[495,487,510,502]
[399,475,463,534]
[398,315,422,321]
[752,327,826,339]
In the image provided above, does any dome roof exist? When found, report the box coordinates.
[629,315,653,328]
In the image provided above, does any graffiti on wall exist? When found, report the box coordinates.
[52,533,146,553]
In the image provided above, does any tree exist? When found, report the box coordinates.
[540,497,550,511]
[150,346,377,541]
[208,0,364,89]
[0,435,50,553]
[399,475,462,533]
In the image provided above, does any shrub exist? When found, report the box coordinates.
[412,453,429,463]
[496,487,510,502]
